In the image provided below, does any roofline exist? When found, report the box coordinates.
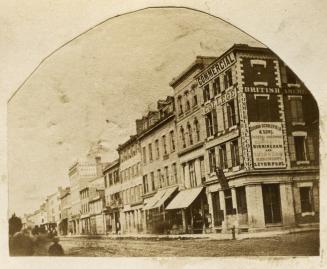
[117,135,138,152]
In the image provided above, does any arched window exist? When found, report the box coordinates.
[187,123,193,145]
[194,118,200,142]
[180,126,186,148]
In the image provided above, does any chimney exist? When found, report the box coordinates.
[95,156,103,176]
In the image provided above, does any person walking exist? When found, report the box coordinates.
[10,228,35,256]
[48,236,64,256]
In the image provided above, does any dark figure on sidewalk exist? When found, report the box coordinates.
[10,228,35,256]
[48,237,64,256]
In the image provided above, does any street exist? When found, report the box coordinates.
[36,231,319,256]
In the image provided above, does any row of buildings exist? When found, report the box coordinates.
[23,44,319,236]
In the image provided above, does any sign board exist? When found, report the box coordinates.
[243,86,280,94]
[217,87,236,105]
[249,122,286,169]
[196,52,236,87]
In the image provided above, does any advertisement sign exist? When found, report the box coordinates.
[249,122,286,169]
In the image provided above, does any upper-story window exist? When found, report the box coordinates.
[150,172,155,191]
[189,160,197,187]
[219,144,228,169]
[185,91,190,112]
[289,96,304,123]
[187,123,193,145]
[205,109,217,137]
[171,163,177,183]
[180,127,186,148]
[213,77,221,96]
[143,175,149,194]
[142,146,147,164]
[155,139,160,159]
[177,96,183,115]
[162,135,168,155]
[208,147,216,173]
[252,94,273,122]
[148,143,153,162]
[294,135,307,161]
[230,139,240,167]
[203,84,210,102]
[194,118,200,142]
[226,99,237,127]
[223,69,233,90]
[170,130,175,152]
[193,93,198,107]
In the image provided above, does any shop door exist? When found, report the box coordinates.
[262,184,282,224]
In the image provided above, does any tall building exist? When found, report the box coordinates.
[117,136,144,234]
[59,187,71,235]
[137,96,180,233]
[193,44,319,233]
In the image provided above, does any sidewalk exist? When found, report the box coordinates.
[61,223,319,241]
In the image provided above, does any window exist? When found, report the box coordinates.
[142,147,147,164]
[148,143,153,161]
[157,169,162,188]
[205,112,214,137]
[187,123,193,145]
[180,127,186,148]
[227,99,237,127]
[194,118,200,142]
[230,140,240,167]
[224,189,234,215]
[212,191,222,226]
[300,187,313,212]
[213,77,220,96]
[219,144,228,169]
[150,172,155,191]
[262,184,282,224]
[162,135,167,155]
[186,100,191,112]
[289,96,304,122]
[223,69,233,90]
[171,163,177,183]
[164,166,169,186]
[200,157,205,183]
[189,161,197,187]
[177,96,183,115]
[155,139,160,159]
[143,175,149,194]
[208,148,216,173]
[193,94,198,107]
[170,130,175,152]
[294,136,307,161]
[236,187,247,214]
[203,84,210,102]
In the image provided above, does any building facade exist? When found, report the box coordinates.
[193,44,319,233]
[59,187,71,235]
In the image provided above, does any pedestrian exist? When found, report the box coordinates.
[48,236,64,256]
[10,227,35,256]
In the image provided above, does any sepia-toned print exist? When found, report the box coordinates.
[7,7,319,257]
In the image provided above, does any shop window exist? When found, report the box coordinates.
[262,184,282,224]
[208,148,216,173]
[194,118,200,142]
[224,189,234,215]
[227,99,237,127]
[155,139,160,159]
[294,136,307,161]
[187,123,193,145]
[230,140,240,167]
[219,145,228,169]
[300,187,313,212]
[223,69,233,90]
[213,77,221,96]
[289,96,304,122]
[170,130,175,152]
[236,187,247,214]
[203,84,210,102]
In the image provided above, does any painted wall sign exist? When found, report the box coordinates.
[283,88,306,95]
[217,87,236,105]
[243,86,280,94]
[249,122,286,169]
[203,101,216,114]
[196,53,236,87]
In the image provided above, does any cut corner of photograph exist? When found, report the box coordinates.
[2,1,325,268]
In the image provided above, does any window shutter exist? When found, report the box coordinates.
[226,142,232,168]
[217,105,224,132]
[307,136,315,161]
[223,104,229,129]
[288,136,296,161]
[212,109,218,134]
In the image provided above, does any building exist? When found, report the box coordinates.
[103,159,122,234]
[59,187,71,235]
[164,56,216,234]
[137,96,180,234]
[68,156,105,235]
[44,188,62,233]
[193,44,319,233]
[117,135,144,234]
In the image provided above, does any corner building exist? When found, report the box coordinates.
[195,44,319,233]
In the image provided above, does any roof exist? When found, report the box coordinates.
[103,159,120,172]
[117,135,138,151]
[166,187,203,210]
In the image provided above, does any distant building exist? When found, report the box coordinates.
[59,187,71,235]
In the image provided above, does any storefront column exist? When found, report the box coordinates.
[181,209,187,233]
[245,184,265,230]
[280,183,296,227]
[200,197,206,234]
[231,188,239,231]
[219,190,228,232]
[184,163,191,188]
[206,191,215,233]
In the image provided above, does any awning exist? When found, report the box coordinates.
[166,187,203,210]
[143,186,178,210]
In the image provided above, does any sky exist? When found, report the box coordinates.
[6,7,263,216]
[2,1,327,219]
